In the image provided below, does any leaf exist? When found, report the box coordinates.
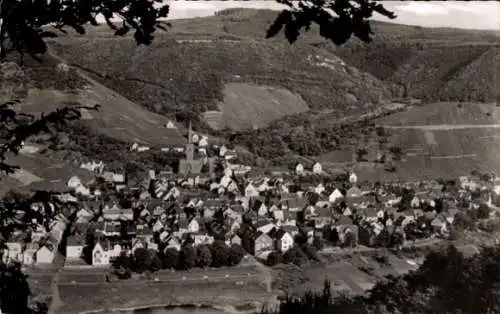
[71,24,85,35]
[40,31,58,38]
[266,10,292,39]
[373,3,396,19]
[115,25,130,36]
[158,5,170,18]
[284,21,300,44]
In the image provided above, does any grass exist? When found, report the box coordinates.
[57,280,268,314]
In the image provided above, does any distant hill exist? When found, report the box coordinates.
[3,8,500,185]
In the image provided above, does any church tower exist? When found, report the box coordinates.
[185,121,195,161]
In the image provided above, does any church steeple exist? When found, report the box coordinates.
[187,120,193,144]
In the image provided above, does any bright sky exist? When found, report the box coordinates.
[164,1,500,30]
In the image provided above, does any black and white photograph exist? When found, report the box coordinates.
[0,1,500,313]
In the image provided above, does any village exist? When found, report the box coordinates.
[2,122,499,273]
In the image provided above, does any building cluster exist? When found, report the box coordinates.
[2,124,500,268]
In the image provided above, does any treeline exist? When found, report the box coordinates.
[228,116,384,160]
[262,245,500,314]
[111,241,246,279]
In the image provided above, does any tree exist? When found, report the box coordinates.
[177,244,197,270]
[111,252,132,271]
[312,236,324,251]
[209,241,231,267]
[283,247,308,266]
[162,248,180,269]
[228,244,246,266]
[477,203,491,220]
[149,253,162,273]
[301,244,319,261]
[196,244,212,268]
[0,263,30,314]
[266,251,282,267]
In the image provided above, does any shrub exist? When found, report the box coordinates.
[196,244,213,268]
[162,248,180,269]
[209,241,231,267]
[266,251,282,266]
[228,244,246,266]
[283,247,308,266]
[177,244,198,270]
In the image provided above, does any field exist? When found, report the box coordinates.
[57,279,269,314]
[376,102,500,126]
[213,83,309,131]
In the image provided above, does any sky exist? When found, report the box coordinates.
[164,1,500,30]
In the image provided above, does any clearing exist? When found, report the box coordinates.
[205,83,310,131]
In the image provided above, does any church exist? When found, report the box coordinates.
[178,121,213,175]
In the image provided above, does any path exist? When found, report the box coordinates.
[47,270,62,314]
[382,124,500,130]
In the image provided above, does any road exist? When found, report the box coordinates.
[57,273,259,285]
[382,124,500,130]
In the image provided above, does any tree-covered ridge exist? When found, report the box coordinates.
[264,245,500,314]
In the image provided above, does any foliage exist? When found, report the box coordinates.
[131,248,161,273]
[477,203,491,220]
[267,1,395,45]
[209,240,231,267]
[283,247,308,266]
[0,263,31,314]
[265,251,282,267]
[228,244,246,266]
[264,245,500,314]
[0,100,100,175]
[300,243,319,261]
[177,244,197,270]
[162,247,180,269]
[0,0,170,62]
[196,244,212,268]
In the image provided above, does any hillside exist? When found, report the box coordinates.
[0,56,186,195]
[49,17,393,131]
[3,8,500,185]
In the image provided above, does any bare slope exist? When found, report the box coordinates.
[209,83,309,130]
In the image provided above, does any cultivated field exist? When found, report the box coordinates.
[214,83,310,130]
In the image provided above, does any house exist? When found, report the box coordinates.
[66,235,85,260]
[411,196,420,208]
[346,186,362,198]
[312,162,323,174]
[315,183,326,195]
[76,207,94,223]
[198,136,208,147]
[36,243,56,265]
[165,236,182,251]
[245,183,259,198]
[349,172,358,184]
[92,241,110,266]
[254,233,274,255]
[67,176,82,189]
[274,230,294,253]
[4,242,23,264]
[166,120,176,129]
[295,163,304,175]
[329,189,344,203]
[257,203,268,216]
[256,220,276,234]
[188,218,201,233]
[230,234,242,246]
[23,243,39,265]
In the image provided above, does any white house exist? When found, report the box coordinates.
[198,136,208,148]
[314,183,325,195]
[245,183,259,198]
[219,145,228,157]
[295,163,304,175]
[275,230,294,253]
[349,172,358,184]
[67,176,81,189]
[188,218,200,233]
[329,188,344,203]
[312,162,323,174]
[166,120,176,129]
[92,241,110,266]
